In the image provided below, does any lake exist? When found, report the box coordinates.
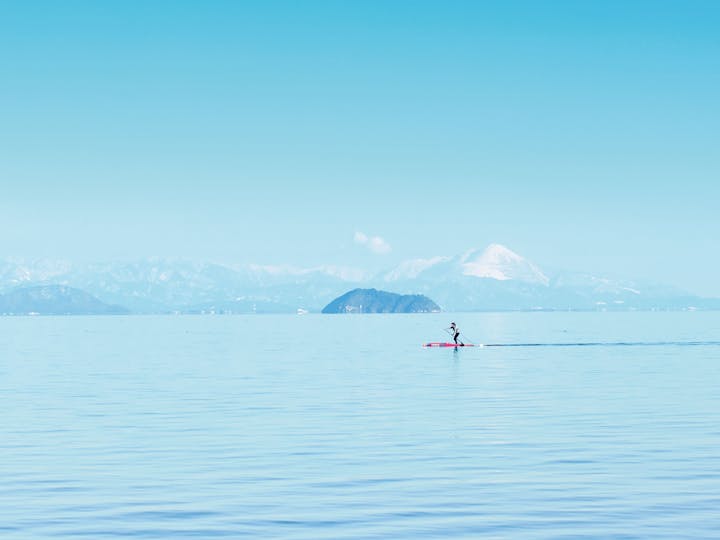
[1,312,719,539]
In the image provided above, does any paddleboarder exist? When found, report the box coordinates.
[448,322,463,346]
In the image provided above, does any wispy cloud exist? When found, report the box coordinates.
[354,231,392,254]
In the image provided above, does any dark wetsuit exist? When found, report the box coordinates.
[451,325,460,345]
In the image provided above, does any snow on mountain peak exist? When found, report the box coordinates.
[383,256,450,282]
[461,244,549,285]
[247,264,367,282]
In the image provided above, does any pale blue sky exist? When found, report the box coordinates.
[1,1,718,295]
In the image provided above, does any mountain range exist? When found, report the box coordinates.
[0,285,128,315]
[1,245,718,314]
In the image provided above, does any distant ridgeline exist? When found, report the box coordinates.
[322,288,441,314]
[3,251,720,313]
[0,285,128,315]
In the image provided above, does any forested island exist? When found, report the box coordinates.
[322,288,440,314]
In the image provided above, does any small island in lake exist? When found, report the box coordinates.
[322,288,441,314]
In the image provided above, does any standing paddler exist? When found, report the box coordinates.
[448,322,463,346]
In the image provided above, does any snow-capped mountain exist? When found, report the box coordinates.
[383,256,451,282]
[0,245,716,313]
[0,258,72,286]
[0,258,366,313]
[382,245,547,286]
[460,244,549,285]
[376,244,717,311]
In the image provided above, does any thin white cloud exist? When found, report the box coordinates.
[354,231,392,254]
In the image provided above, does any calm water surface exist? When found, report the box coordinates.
[1,312,719,539]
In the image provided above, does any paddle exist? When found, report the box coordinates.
[443,327,465,346]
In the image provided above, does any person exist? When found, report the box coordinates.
[448,322,463,346]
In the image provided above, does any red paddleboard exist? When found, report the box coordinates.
[423,342,479,348]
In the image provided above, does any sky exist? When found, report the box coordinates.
[1,1,719,295]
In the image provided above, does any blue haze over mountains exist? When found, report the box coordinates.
[1,245,717,314]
